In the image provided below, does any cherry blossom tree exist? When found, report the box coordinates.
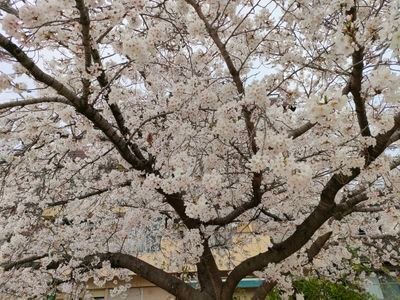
[0,0,399,299]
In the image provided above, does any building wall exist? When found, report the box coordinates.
[55,276,258,300]
[55,277,175,300]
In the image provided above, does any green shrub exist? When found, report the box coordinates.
[293,278,373,300]
[266,278,375,300]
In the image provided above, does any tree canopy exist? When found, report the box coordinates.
[0,0,399,299]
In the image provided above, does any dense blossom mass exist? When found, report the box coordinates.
[0,0,399,299]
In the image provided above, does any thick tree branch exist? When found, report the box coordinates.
[390,156,400,169]
[0,0,18,16]
[75,0,92,102]
[2,252,209,300]
[0,97,71,110]
[388,129,400,145]
[204,175,263,226]
[0,34,81,104]
[366,113,400,165]
[167,173,263,229]
[344,46,371,137]
[77,104,149,171]
[251,281,276,300]
[196,242,223,299]
[160,191,201,229]
[90,54,130,137]
[288,121,316,139]
[259,208,284,222]
[342,6,371,138]
[1,254,47,271]
[96,253,209,300]
[306,231,333,262]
